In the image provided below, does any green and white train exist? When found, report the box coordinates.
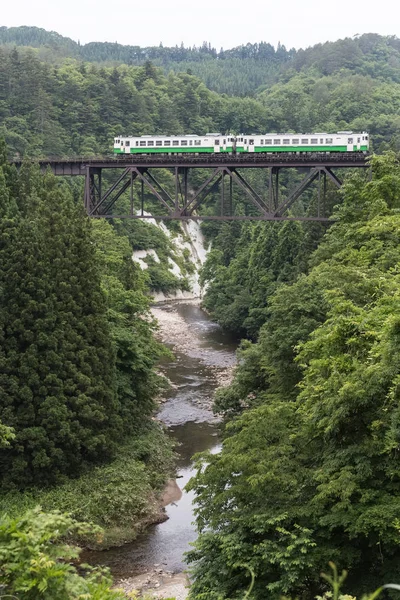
[113,132,369,155]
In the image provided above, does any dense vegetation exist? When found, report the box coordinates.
[0,139,174,552]
[2,27,400,98]
[187,153,400,598]
[1,32,400,156]
[0,508,127,599]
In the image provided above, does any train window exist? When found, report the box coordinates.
[195,140,201,146]
[249,139,254,145]
[283,139,290,144]
[136,141,139,146]
[301,139,309,144]
[274,139,281,145]
[215,139,220,145]
[244,139,247,144]
[125,141,130,147]
[223,139,226,144]
[292,139,299,144]
[265,139,272,145]
[140,141,146,147]
[326,138,333,143]
[147,141,154,146]
[348,137,353,144]
[189,140,193,146]
[173,140,179,146]
[156,141,162,146]
[164,141,171,146]
[357,137,360,143]
[181,140,188,146]
[311,138,318,144]
[320,139,323,144]
[260,139,264,144]
[365,136,368,140]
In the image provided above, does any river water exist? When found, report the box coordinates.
[86,302,237,582]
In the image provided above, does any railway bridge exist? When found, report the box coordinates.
[13,153,369,222]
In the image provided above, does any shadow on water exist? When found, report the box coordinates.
[84,302,237,579]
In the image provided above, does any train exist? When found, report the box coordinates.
[113,132,369,155]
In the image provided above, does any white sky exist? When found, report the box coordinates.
[2,0,399,50]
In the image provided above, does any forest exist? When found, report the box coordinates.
[1,32,400,156]
[189,153,400,599]
[0,141,175,597]
[1,26,400,600]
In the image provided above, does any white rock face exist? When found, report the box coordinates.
[132,249,160,270]
[167,257,181,277]
[130,213,208,301]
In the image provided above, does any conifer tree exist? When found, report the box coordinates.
[0,168,119,487]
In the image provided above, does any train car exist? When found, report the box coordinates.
[234,132,369,153]
[113,132,369,155]
[113,134,226,154]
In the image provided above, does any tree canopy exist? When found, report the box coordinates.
[187,153,400,599]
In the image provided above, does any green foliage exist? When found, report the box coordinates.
[3,28,400,101]
[112,218,192,293]
[0,507,127,599]
[91,219,166,430]
[202,220,312,339]
[0,146,172,506]
[0,140,175,567]
[0,167,119,487]
[188,154,400,599]
[0,424,174,548]
[0,420,15,448]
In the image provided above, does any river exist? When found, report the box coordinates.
[86,301,237,597]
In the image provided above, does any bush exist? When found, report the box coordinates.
[0,507,127,599]
[0,425,175,548]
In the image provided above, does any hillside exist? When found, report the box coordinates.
[1,26,400,96]
[1,30,400,157]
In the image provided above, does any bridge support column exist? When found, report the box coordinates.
[84,166,102,214]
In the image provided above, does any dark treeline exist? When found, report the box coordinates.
[0,26,294,64]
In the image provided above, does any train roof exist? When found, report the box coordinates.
[115,131,368,139]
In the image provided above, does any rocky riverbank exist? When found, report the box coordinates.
[117,570,190,600]
[152,301,235,401]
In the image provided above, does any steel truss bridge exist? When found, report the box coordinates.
[15,153,369,222]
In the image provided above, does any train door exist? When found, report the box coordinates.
[235,137,244,153]
[248,138,255,153]
[357,136,361,150]
[222,138,227,152]
[214,138,220,153]
[347,136,354,151]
